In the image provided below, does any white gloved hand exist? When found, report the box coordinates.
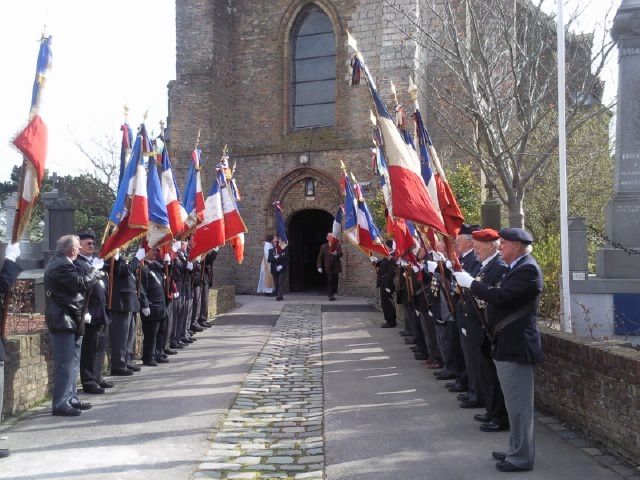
[164,253,171,263]
[173,292,179,299]
[141,307,151,316]
[369,256,377,263]
[433,252,445,262]
[187,261,194,271]
[91,257,105,270]
[426,261,438,273]
[4,242,20,262]
[135,248,146,261]
[454,271,475,289]
[114,251,121,261]
[172,241,181,252]
[84,312,92,324]
[445,260,453,269]
[317,268,322,273]
[385,288,391,293]
[411,264,420,273]
[277,265,283,272]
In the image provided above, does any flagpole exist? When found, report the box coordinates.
[557,0,572,332]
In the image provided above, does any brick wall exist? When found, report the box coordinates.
[535,326,640,465]
[2,332,53,419]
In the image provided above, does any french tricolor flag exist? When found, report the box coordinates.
[183,148,205,234]
[160,148,187,236]
[189,174,225,260]
[218,170,247,241]
[354,182,388,256]
[328,205,343,253]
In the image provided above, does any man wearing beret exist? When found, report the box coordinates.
[454,227,543,473]
[458,229,509,434]
[371,239,397,328]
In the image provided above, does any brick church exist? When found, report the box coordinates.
[167,0,441,296]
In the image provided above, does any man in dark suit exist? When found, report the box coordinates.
[108,247,144,375]
[371,240,397,327]
[45,235,103,416]
[268,237,288,301]
[457,229,508,431]
[455,227,543,473]
[139,248,168,366]
[317,233,343,301]
[0,242,21,458]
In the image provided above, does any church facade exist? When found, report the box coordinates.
[167,0,442,295]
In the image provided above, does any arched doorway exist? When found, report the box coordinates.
[288,209,333,292]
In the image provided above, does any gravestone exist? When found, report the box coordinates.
[41,175,76,264]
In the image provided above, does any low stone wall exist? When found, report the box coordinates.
[535,326,640,465]
[2,286,236,420]
[2,331,53,419]
[208,285,236,318]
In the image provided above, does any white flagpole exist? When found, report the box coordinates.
[557,0,572,332]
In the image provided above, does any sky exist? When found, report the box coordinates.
[0,1,620,183]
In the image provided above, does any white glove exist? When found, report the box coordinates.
[164,253,171,263]
[4,242,20,262]
[426,261,437,273]
[187,261,194,271]
[317,268,322,273]
[141,307,151,316]
[91,257,105,270]
[411,264,420,273]
[84,312,92,324]
[385,288,391,293]
[433,252,445,262]
[276,265,283,272]
[172,241,181,252]
[454,271,474,289]
[135,248,146,261]
[445,260,453,269]
[173,292,179,299]
[369,256,377,263]
[114,251,121,261]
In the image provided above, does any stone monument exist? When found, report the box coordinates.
[569,0,640,344]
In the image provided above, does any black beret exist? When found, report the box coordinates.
[78,231,96,241]
[459,223,481,235]
[499,227,534,244]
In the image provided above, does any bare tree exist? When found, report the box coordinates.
[384,0,615,227]
[74,133,120,195]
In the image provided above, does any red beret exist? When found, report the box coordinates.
[472,228,500,242]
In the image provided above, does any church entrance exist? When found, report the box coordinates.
[288,209,333,292]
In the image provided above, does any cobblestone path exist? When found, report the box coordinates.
[194,304,324,480]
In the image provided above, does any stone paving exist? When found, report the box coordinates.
[194,304,325,480]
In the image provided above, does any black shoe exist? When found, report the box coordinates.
[127,364,141,372]
[329,297,336,301]
[457,393,469,401]
[474,413,491,422]
[0,449,9,458]
[399,330,411,336]
[191,324,204,332]
[459,400,484,409]
[83,384,105,394]
[380,323,396,328]
[52,407,81,417]
[495,460,529,472]
[155,357,170,364]
[143,360,159,367]
[159,353,168,360]
[111,369,134,376]
[403,337,416,344]
[435,373,456,381]
[99,379,115,389]
[481,421,509,432]
[447,384,468,393]
[414,353,427,360]
[70,401,92,410]
[276,297,284,301]
[410,346,420,352]
[198,320,211,328]
[164,349,178,355]
[443,380,457,387]
[171,343,185,349]
[492,452,506,461]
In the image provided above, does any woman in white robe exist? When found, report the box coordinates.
[257,234,275,294]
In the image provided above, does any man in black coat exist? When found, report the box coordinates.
[74,232,111,394]
[108,248,144,375]
[455,227,543,473]
[317,233,343,301]
[457,229,509,432]
[169,241,188,348]
[371,240,397,327]
[268,237,288,301]
[45,235,103,416]
[139,249,168,366]
[0,242,22,458]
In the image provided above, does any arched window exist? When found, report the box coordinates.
[291,6,336,129]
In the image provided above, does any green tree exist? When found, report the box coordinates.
[445,163,481,225]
